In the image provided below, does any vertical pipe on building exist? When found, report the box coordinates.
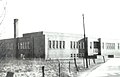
[14,19,18,58]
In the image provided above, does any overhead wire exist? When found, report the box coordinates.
[0,0,7,38]
[0,0,7,26]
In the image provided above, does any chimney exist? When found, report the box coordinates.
[14,19,18,38]
[14,19,18,58]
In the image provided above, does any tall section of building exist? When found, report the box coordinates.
[23,31,83,59]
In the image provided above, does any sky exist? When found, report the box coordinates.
[0,0,120,39]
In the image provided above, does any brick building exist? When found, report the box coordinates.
[0,31,83,59]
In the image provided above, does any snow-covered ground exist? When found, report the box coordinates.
[86,58,120,77]
[0,58,83,77]
[0,56,105,77]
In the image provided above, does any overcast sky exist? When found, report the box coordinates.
[0,0,120,39]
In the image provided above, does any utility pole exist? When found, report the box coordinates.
[82,14,88,68]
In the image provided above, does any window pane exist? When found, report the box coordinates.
[76,42,78,48]
[70,41,72,49]
[90,42,92,49]
[60,41,62,49]
[82,42,84,49]
[49,40,51,49]
[20,42,22,49]
[23,42,24,49]
[63,41,65,49]
[73,41,75,49]
[56,41,58,49]
[53,40,55,49]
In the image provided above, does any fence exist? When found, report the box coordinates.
[0,56,106,77]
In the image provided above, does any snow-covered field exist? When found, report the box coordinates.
[0,58,83,77]
[0,57,105,77]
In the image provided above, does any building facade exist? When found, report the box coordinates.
[0,31,83,59]
[1,31,120,59]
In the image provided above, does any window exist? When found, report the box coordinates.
[63,41,65,49]
[70,41,72,49]
[77,54,79,57]
[56,41,58,49]
[49,40,51,49]
[90,42,92,49]
[59,41,62,49]
[106,43,115,50]
[76,42,78,48]
[80,42,82,49]
[82,42,84,49]
[71,54,73,57]
[70,41,78,49]
[49,40,65,49]
[53,40,55,49]
[94,42,99,48]
[73,41,76,49]
[20,42,22,49]
[78,42,81,49]
[74,54,76,57]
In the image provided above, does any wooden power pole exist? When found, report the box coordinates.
[82,14,88,68]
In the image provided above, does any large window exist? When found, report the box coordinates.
[56,41,58,48]
[48,40,65,49]
[106,43,115,50]
[20,42,22,49]
[73,41,76,49]
[63,41,65,49]
[53,40,55,49]
[82,42,84,49]
[76,42,78,48]
[78,42,81,49]
[49,40,51,49]
[70,41,78,49]
[70,41,72,49]
[59,41,62,49]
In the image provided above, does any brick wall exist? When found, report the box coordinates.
[33,35,45,58]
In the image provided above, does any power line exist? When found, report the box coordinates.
[0,0,7,26]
